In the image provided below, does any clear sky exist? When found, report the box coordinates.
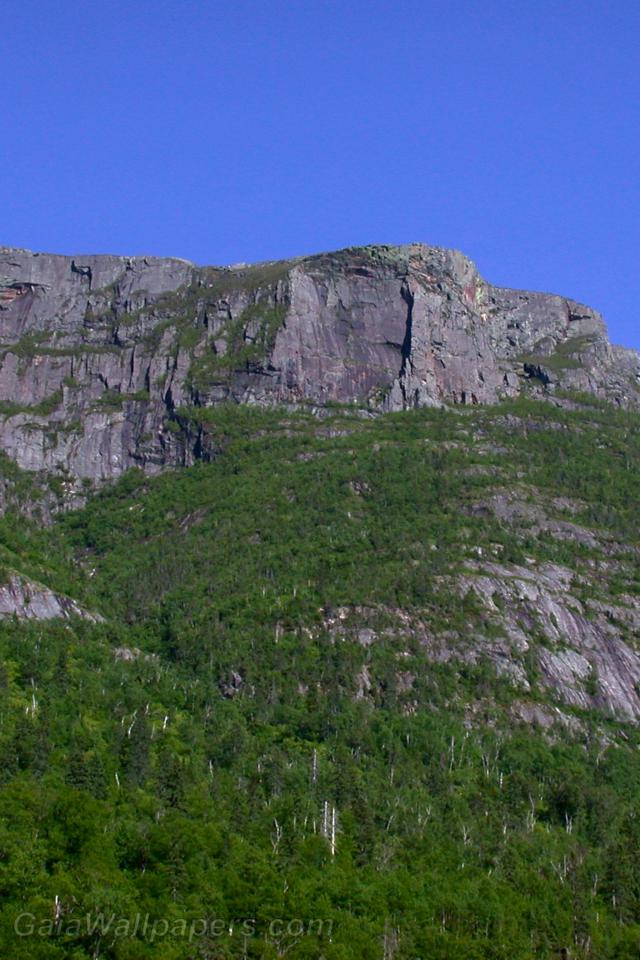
[2,0,638,348]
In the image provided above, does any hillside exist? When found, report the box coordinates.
[0,245,640,959]
[0,396,638,958]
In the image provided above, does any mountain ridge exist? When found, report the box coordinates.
[1,242,638,504]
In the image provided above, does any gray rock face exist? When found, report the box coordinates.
[458,561,640,721]
[1,242,638,495]
[319,564,640,724]
[0,572,102,622]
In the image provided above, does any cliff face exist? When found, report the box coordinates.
[1,242,638,494]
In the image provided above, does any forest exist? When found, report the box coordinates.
[1,395,640,958]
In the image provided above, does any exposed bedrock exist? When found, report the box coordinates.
[0,242,638,493]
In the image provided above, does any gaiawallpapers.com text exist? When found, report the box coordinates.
[14,912,334,945]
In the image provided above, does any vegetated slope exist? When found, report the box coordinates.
[1,397,640,959]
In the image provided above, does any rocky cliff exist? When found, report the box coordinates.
[1,242,638,496]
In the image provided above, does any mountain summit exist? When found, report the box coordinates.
[1,243,638,496]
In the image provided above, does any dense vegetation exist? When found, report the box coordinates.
[0,396,639,958]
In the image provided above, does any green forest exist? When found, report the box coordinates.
[1,395,640,959]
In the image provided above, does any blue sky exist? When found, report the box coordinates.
[2,0,638,348]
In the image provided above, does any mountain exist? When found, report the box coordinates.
[1,244,640,959]
[1,243,638,500]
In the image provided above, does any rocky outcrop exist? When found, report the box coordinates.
[458,561,640,721]
[320,562,640,723]
[0,571,103,622]
[1,242,638,497]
